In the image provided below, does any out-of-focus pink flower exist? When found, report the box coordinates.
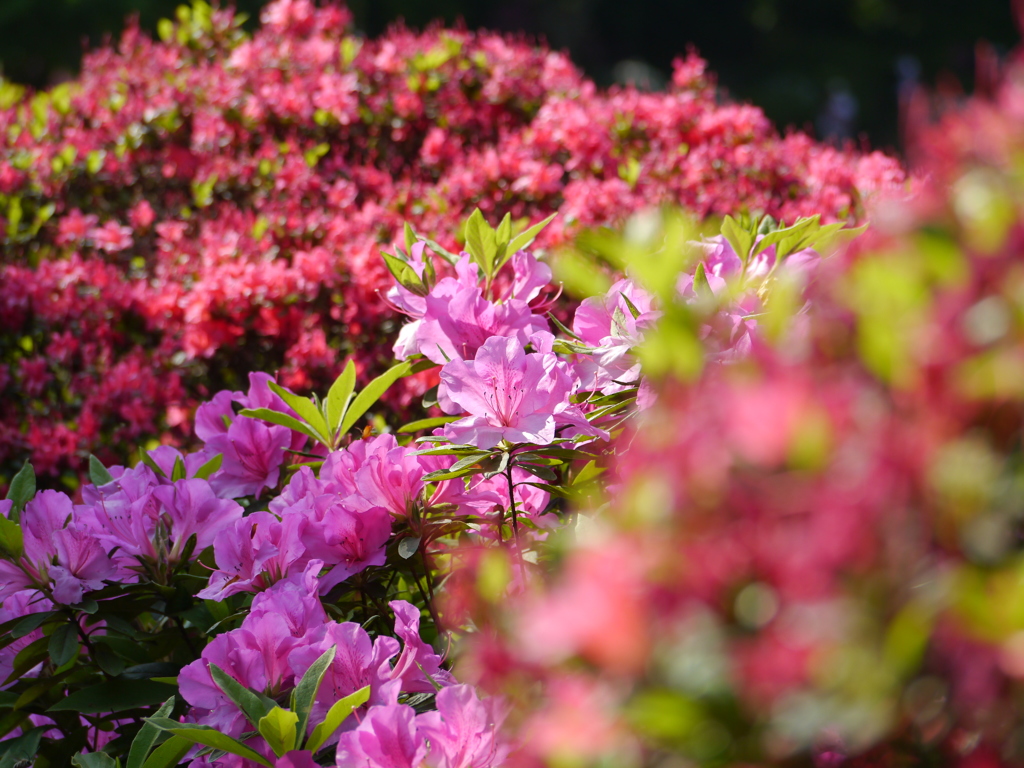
[88,220,134,253]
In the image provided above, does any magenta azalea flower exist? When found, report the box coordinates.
[417,685,510,768]
[439,336,603,449]
[335,705,427,768]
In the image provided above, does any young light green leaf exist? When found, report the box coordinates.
[257,707,299,758]
[266,382,330,443]
[140,736,191,768]
[382,252,427,297]
[421,237,460,266]
[0,516,23,560]
[403,221,417,256]
[290,646,337,750]
[493,212,513,267]
[721,215,755,265]
[572,460,605,486]
[171,456,187,482]
[464,208,492,274]
[507,212,557,256]
[326,361,357,434]
[5,462,35,521]
[239,408,323,446]
[753,215,817,257]
[138,450,168,479]
[88,455,114,487]
[619,291,642,320]
[209,664,275,728]
[338,361,412,436]
[396,416,459,434]
[145,719,272,767]
[47,624,78,667]
[193,453,223,481]
[126,696,176,768]
[692,261,712,298]
[305,686,370,755]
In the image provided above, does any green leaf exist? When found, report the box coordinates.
[0,517,23,560]
[257,706,299,758]
[493,212,513,267]
[290,646,336,750]
[209,664,275,728]
[338,361,412,436]
[5,462,34,521]
[306,686,370,755]
[0,727,43,768]
[421,237,460,266]
[464,208,498,276]
[619,291,642,319]
[398,536,421,559]
[93,643,126,677]
[396,416,459,434]
[140,736,191,768]
[421,452,491,481]
[48,623,78,667]
[71,751,118,768]
[403,221,417,257]
[88,455,114,487]
[692,261,712,298]
[382,252,427,297]
[126,696,176,768]
[507,212,557,256]
[145,719,272,767]
[138,450,168,479]
[721,215,755,266]
[193,453,223,481]
[10,611,57,639]
[573,460,605,486]
[49,680,177,714]
[326,361,357,435]
[171,456,187,482]
[239,408,323,446]
[267,382,330,443]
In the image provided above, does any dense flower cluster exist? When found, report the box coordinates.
[0,0,904,488]
[447,40,1024,768]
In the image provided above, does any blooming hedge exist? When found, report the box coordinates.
[0,0,904,490]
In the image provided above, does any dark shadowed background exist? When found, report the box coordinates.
[0,0,1018,151]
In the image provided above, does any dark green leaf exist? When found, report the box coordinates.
[5,462,35,520]
[140,736,191,768]
[145,719,272,767]
[10,611,58,639]
[48,623,78,667]
[126,697,176,768]
[290,646,336,750]
[88,455,114,487]
[0,727,44,768]
[71,751,118,768]
[49,680,177,714]
[209,665,275,727]
[93,643,126,677]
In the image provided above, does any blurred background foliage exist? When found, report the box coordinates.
[0,0,1017,151]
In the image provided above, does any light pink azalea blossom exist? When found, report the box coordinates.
[439,336,605,449]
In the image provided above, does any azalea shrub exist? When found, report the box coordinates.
[0,0,905,490]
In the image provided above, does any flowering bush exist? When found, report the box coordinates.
[0,0,904,489]
[0,202,855,766]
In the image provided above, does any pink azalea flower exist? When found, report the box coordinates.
[439,336,604,449]
[417,685,510,768]
[88,220,134,253]
[387,600,455,693]
[334,704,427,768]
[206,416,293,499]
